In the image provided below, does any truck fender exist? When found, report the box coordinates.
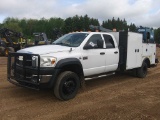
[55,58,83,69]
[54,58,84,86]
[141,57,150,68]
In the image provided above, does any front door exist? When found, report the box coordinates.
[82,34,106,76]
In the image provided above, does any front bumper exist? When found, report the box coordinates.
[7,53,59,90]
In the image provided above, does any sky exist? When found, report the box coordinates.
[0,0,160,28]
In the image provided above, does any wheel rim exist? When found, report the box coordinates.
[62,78,76,96]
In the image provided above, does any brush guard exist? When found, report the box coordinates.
[7,53,40,90]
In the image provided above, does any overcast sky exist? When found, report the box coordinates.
[0,0,160,28]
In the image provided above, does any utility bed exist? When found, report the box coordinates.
[110,32,156,70]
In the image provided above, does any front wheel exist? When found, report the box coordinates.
[54,71,80,100]
[136,62,148,78]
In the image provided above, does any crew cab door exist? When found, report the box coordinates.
[82,34,106,76]
[103,34,119,72]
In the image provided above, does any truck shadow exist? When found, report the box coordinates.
[8,71,149,102]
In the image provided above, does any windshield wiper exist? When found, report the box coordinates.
[53,42,71,47]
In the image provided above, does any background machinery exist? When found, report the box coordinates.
[25,32,50,47]
[0,28,24,56]
[138,26,154,43]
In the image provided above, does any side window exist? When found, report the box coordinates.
[86,34,103,49]
[103,34,115,48]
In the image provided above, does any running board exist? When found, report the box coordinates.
[85,72,115,81]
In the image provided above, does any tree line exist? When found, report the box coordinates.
[0,15,159,43]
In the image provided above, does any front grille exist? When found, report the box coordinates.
[16,54,32,67]
[8,53,40,85]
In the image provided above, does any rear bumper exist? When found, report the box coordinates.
[155,58,159,64]
[150,58,159,68]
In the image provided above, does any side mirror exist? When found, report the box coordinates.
[83,39,104,50]
[83,44,93,50]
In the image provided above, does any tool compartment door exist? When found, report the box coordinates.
[126,32,142,70]
[142,43,156,64]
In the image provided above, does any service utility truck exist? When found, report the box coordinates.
[7,28,158,100]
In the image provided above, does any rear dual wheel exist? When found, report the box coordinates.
[136,62,148,78]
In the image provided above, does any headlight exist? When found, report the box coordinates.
[40,57,57,67]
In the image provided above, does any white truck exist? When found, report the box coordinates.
[8,31,158,100]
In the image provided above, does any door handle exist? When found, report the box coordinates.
[114,51,118,54]
[100,52,105,55]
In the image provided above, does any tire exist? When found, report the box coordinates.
[54,71,80,101]
[136,62,148,78]
[0,47,5,56]
[4,47,15,56]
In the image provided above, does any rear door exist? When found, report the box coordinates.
[102,34,119,72]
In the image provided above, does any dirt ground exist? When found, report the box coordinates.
[0,48,160,120]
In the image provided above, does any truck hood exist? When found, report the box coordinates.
[17,45,74,55]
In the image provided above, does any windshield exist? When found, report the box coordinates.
[53,33,88,47]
